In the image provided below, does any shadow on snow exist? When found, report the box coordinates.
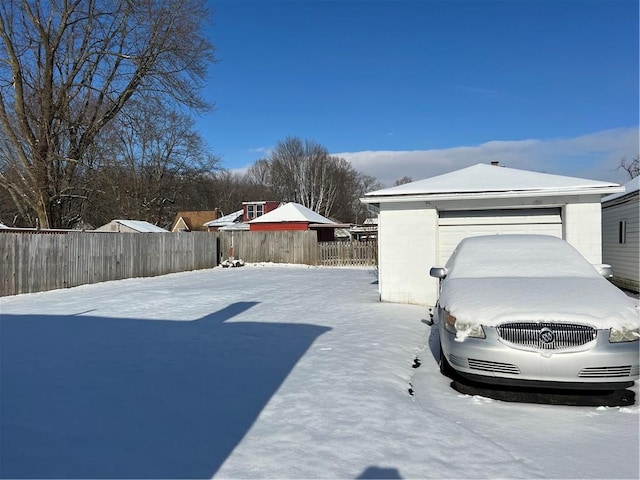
[357,466,403,479]
[0,302,330,479]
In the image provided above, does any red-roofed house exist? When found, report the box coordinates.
[242,201,281,222]
[248,202,347,241]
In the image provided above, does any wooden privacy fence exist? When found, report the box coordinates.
[217,230,319,265]
[217,231,377,267]
[1,230,378,296]
[0,232,218,297]
[318,240,377,266]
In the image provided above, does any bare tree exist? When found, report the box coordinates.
[254,136,381,222]
[203,170,273,217]
[0,0,214,228]
[350,173,382,223]
[245,158,272,187]
[394,176,413,186]
[268,137,342,217]
[88,98,219,228]
[618,155,639,179]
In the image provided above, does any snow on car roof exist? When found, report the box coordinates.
[446,234,598,279]
[438,235,639,334]
[440,276,639,335]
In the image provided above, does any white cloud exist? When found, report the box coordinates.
[247,146,272,155]
[335,127,639,187]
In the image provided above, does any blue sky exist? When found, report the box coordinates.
[198,0,639,186]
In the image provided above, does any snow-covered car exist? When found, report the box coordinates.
[430,235,640,390]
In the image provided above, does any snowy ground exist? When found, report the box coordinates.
[1,265,638,479]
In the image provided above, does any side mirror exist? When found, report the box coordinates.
[430,267,448,279]
[594,264,614,278]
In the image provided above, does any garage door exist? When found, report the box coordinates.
[438,208,563,264]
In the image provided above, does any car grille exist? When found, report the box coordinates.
[578,366,633,378]
[496,322,596,350]
[449,354,520,374]
[468,358,520,375]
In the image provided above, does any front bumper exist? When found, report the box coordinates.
[440,326,640,390]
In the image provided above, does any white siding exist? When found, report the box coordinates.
[602,195,639,290]
[373,194,607,307]
[95,221,138,233]
[378,203,438,305]
[563,202,603,264]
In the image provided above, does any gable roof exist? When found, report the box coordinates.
[219,222,250,231]
[602,176,640,204]
[248,202,334,224]
[171,210,219,231]
[204,209,243,227]
[362,163,623,202]
[113,220,168,232]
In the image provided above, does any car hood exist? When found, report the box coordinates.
[439,276,639,338]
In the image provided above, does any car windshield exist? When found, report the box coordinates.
[445,235,600,279]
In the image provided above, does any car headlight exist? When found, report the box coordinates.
[609,327,640,343]
[442,310,485,339]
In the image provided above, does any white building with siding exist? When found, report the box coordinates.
[361,163,624,306]
[602,176,639,292]
[95,219,169,233]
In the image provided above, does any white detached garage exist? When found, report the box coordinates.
[361,163,623,306]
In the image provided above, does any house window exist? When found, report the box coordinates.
[246,203,264,220]
[619,220,627,244]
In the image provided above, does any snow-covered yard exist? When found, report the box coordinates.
[1,265,638,479]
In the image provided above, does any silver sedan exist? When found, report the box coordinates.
[430,235,640,390]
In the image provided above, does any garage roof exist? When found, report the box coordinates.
[362,163,623,202]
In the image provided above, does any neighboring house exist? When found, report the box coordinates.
[95,220,169,233]
[361,163,623,306]
[205,202,280,232]
[350,217,378,241]
[602,176,639,293]
[207,201,281,231]
[218,221,250,232]
[242,201,281,222]
[171,210,220,232]
[205,210,244,232]
[248,202,347,241]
